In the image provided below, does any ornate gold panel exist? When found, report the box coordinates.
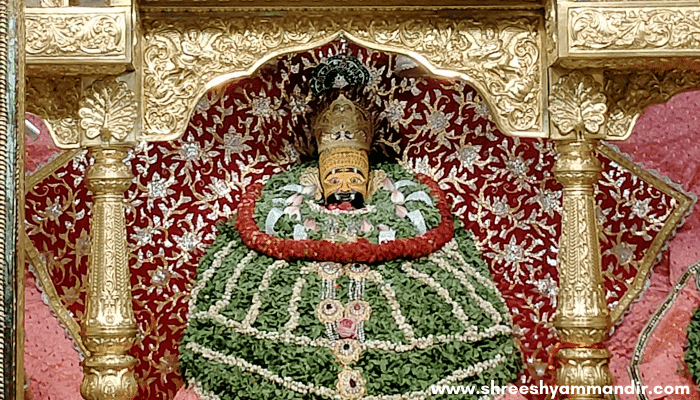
[139,0,542,10]
[549,70,607,140]
[142,11,545,141]
[25,76,81,148]
[25,6,132,76]
[604,70,700,140]
[559,2,700,69]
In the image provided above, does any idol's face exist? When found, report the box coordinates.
[322,169,367,208]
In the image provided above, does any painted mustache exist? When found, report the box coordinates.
[326,191,365,209]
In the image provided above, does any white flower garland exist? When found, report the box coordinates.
[429,247,505,326]
[185,342,340,398]
[400,260,474,331]
[188,378,223,400]
[242,259,289,328]
[367,270,416,341]
[186,341,509,400]
[283,274,309,333]
[187,241,239,317]
[362,324,512,353]
[207,250,257,315]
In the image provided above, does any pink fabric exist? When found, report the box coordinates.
[174,387,200,400]
[24,271,83,400]
[24,113,61,176]
[615,91,700,276]
[24,112,83,399]
[606,256,673,400]
[608,90,700,399]
[638,277,700,400]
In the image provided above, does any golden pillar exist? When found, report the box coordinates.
[553,140,613,397]
[81,146,137,400]
[549,71,613,398]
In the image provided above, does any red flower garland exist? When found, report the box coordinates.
[235,174,454,263]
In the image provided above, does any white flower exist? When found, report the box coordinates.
[391,190,405,203]
[395,204,408,218]
[283,205,301,220]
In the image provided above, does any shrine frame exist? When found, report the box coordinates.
[17,1,700,400]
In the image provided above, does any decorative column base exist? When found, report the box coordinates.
[81,351,138,400]
[557,347,613,399]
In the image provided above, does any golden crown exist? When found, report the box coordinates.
[312,94,374,155]
[313,94,374,180]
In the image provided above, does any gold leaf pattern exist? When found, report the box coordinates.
[78,78,137,144]
[549,71,607,137]
[26,13,125,57]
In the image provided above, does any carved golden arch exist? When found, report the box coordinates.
[141,12,545,142]
[170,29,541,142]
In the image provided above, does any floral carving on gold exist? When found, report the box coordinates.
[26,12,126,57]
[79,78,137,144]
[26,77,81,147]
[549,71,607,138]
[142,13,543,141]
[569,7,700,52]
[544,0,557,64]
[604,70,700,140]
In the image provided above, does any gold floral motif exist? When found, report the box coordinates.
[334,339,362,365]
[142,13,543,141]
[345,300,372,323]
[549,71,607,139]
[557,348,613,390]
[81,354,138,400]
[569,7,700,52]
[79,78,137,145]
[26,11,126,57]
[604,70,700,140]
[25,76,81,148]
[544,0,557,65]
[317,298,344,323]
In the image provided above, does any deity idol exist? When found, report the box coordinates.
[179,60,522,400]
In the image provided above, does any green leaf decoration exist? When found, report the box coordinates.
[685,305,700,388]
[254,161,442,243]
[180,164,523,399]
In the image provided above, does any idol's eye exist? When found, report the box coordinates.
[350,177,361,184]
[330,178,340,184]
